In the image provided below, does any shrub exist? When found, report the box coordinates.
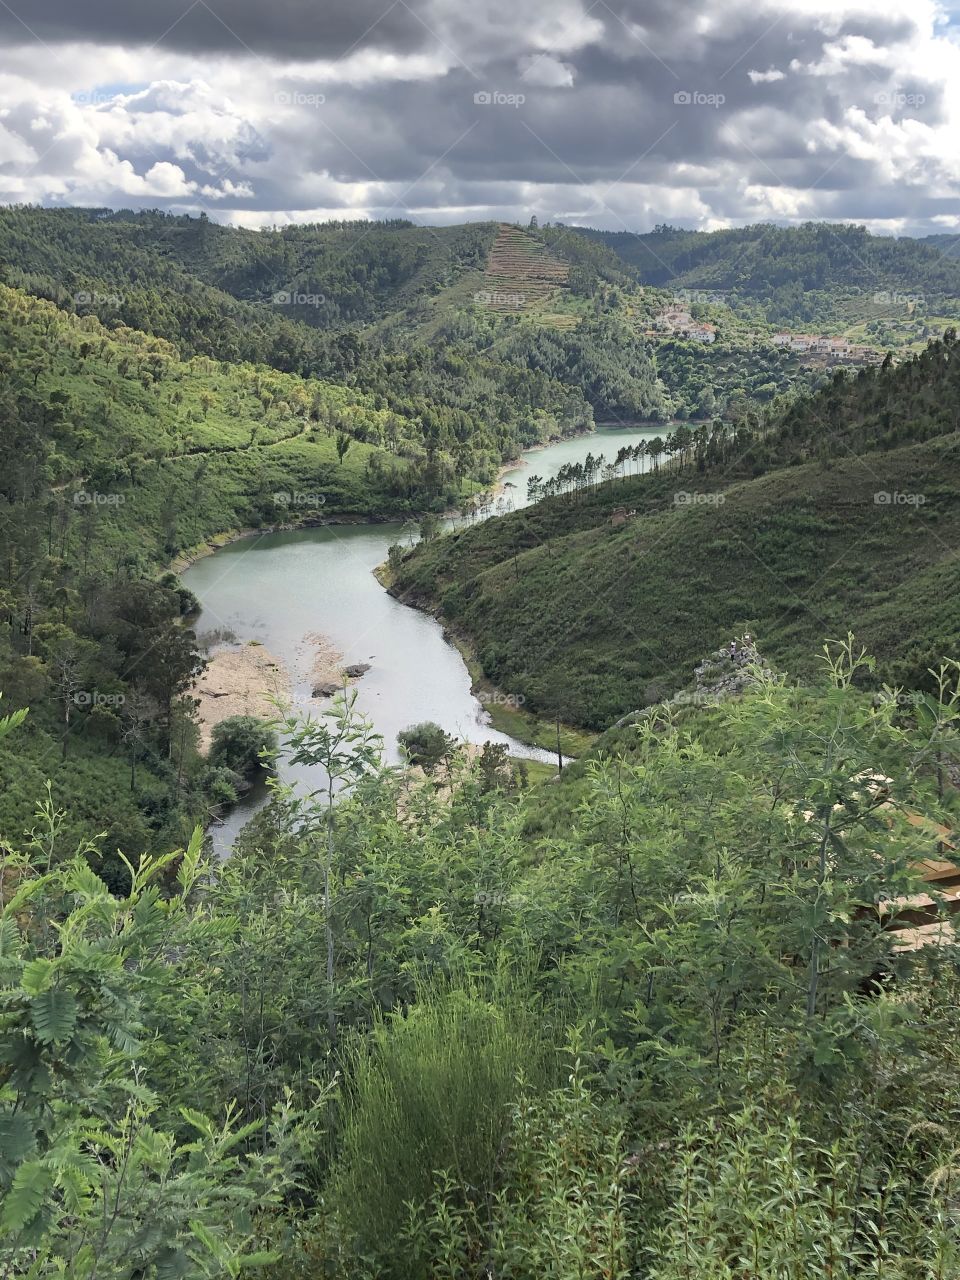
[397,721,455,773]
[331,984,555,1277]
[208,716,277,779]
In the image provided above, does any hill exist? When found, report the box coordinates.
[0,282,471,868]
[0,207,872,426]
[391,335,960,729]
[579,222,960,335]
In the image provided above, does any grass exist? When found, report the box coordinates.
[442,626,595,758]
[513,757,561,786]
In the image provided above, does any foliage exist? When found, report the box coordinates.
[333,983,555,1274]
[397,721,456,773]
[394,333,960,725]
[209,715,278,780]
[0,829,318,1276]
[3,646,960,1274]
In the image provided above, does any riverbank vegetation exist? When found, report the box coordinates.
[4,643,960,1275]
[393,333,960,728]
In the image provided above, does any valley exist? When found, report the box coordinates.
[3,206,960,1278]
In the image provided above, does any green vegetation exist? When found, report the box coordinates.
[0,207,875,860]
[209,716,278,780]
[0,282,472,869]
[583,221,960,333]
[397,721,456,773]
[394,333,960,728]
[6,208,960,1272]
[5,643,960,1274]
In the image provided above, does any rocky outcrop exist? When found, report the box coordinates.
[612,636,776,729]
[690,636,774,702]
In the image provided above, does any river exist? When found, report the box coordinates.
[182,425,663,853]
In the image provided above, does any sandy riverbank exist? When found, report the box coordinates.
[196,629,376,753]
[195,642,291,753]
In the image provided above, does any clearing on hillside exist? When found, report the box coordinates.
[477,223,571,316]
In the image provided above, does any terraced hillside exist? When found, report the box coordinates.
[478,223,571,317]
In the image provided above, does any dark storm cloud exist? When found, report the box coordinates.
[0,0,429,59]
[0,0,956,233]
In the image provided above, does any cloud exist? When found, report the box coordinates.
[0,0,958,234]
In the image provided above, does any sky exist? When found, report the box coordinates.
[1,0,960,235]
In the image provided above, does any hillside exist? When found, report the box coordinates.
[0,282,463,868]
[477,223,570,313]
[580,222,960,334]
[6,639,960,1275]
[392,335,960,728]
[0,207,872,425]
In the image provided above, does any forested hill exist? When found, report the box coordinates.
[0,208,497,330]
[0,282,465,867]
[391,333,960,728]
[0,208,677,422]
[580,222,960,326]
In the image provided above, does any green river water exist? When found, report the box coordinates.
[183,426,661,852]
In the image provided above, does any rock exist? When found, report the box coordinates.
[343,663,371,678]
[312,680,340,697]
[690,637,774,702]
[611,636,776,729]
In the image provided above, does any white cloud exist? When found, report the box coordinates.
[519,54,576,87]
[0,0,959,233]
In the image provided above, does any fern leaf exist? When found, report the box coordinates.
[20,957,54,996]
[30,988,78,1044]
[0,1111,37,1183]
[0,1159,51,1235]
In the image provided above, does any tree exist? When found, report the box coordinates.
[120,687,158,791]
[418,511,440,543]
[398,721,455,773]
[335,431,352,466]
[273,693,382,1043]
[209,715,278,780]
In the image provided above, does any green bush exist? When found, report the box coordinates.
[397,721,456,773]
[208,716,277,779]
[331,984,555,1276]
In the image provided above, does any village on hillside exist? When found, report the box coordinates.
[646,301,884,366]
